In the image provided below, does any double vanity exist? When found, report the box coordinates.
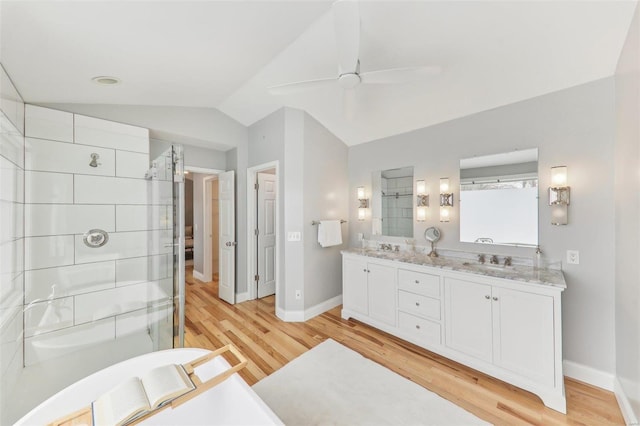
[341,248,567,413]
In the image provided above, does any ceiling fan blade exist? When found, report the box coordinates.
[343,88,356,120]
[267,77,336,95]
[333,0,360,74]
[360,66,442,84]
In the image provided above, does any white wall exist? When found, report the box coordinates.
[614,2,640,421]
[0,63,25,426]
[349,78,617,375]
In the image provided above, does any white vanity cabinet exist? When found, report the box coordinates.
[343,256,397,326]
[341,251,566,414]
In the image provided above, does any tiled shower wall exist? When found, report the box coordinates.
[381,175,413,237]
[23,105,173,366]
[0,66,25,425]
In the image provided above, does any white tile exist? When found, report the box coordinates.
[0,68,24,135]
[0,305,22,376]
[25,204,115,237]
[0,201,23,243]
[116,205,170,232]
[25,137,115,176]
[116,150,149,179]
[25,105,73,143]
[74,229,172,264]
[0,239,23,293]
[24,296,74,337]
[74,175,147,205]
[0,112,25,168]
[75,115,149,153]
[0,272,23,311]
[0,155,24,203]
[25,261,115,303]
[24,317,114,366]
[74,278,172,324]
[25,171,73,204]
[115,254,170,287]
[25,235,74,270]
[115,302,172,338]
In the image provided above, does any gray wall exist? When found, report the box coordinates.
[349,78,616,374]
[226,132,249,295]
[303,113,349,309]
[149,138,227,170]
[615,3,640,419]
[191,173,205,273]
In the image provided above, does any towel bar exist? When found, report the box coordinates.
[311,220,347,226]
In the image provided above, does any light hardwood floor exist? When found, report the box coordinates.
[184,268,625,426]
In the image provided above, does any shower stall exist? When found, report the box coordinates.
[0,98,186,423]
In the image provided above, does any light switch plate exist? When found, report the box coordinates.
[567,250,579,265]
[287,232,301,242]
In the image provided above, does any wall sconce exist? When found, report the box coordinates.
[549,166,570,225]
[439,177,453,222]
[357,186,369,221]
[416,180,428,222]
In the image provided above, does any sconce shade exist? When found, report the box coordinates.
[551,166,568,187]
[357,186,366,199]
[358,208,366,221]
[357,186,368,221]
[439,178,449,193]
[440,206,450,222]
[551,204,568,225]
[416,180,426,195]
[417,206,427,221]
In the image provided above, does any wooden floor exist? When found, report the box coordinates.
[184,268,625,426]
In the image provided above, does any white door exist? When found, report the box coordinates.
[444,277,493,362]
[257,173,277,298]
[218,170,235,304]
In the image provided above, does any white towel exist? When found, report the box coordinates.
[318,220,343,248]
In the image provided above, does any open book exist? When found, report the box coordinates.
[92,364,195,426]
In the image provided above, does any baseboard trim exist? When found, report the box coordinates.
[304,295,343,321]
[563,360,615,391]
[614,377,639,425]
[235,292,250,304]
[192,270,205,282]
[276,307,304,322]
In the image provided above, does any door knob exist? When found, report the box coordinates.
[225,241,237,247]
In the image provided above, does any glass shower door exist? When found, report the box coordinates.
[146,145,185,350]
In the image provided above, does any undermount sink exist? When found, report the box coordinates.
[462,262,509,271]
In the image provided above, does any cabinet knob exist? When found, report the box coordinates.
[363,269,367,272]
[415,302,420,307]
[415,280,420,284]
[415,324,421,329]
[493,296,499,301]
[485,295,490,299]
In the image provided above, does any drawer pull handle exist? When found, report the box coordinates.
[415,325,421,329]
[415,302,420,307]
[493,296,499,301]
[485,295,490,299]
[415,280,420,284]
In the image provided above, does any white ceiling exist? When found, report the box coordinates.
[1,1,637,149]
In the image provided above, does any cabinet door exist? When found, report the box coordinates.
[493,287,555,387]
[445,278,493,363]
[368,263,397,326]
[343,257,369,315]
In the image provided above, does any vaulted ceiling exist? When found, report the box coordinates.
[1,1,636,149]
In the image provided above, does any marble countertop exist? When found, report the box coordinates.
[342,248,566,289]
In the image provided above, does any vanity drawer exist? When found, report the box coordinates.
[398,290,440,320]
[398,312,441,346]
[398,269,440,298]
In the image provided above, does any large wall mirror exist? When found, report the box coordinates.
[459,149,538,247]
[371,166,414,238]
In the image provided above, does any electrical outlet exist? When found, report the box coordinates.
[567,250,579,265]
[288,232,301,242]
[295,290,302,300]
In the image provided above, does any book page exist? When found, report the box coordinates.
[141,364,195,409]
[92,377,150,426]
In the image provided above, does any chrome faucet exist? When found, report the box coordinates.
[379,243,392,251]
[477,254,485,264]
[504,256,512,267]
[489,255,499,265]
[393,245,400,252]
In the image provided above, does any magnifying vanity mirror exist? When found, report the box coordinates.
[424,226,441,257]
[459,148,538,247]
[371,166,414,238]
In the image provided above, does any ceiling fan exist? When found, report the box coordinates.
[268,0,441,117]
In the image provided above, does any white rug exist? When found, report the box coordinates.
[253,339,491,425]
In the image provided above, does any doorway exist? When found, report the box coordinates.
[247,162,280,301]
